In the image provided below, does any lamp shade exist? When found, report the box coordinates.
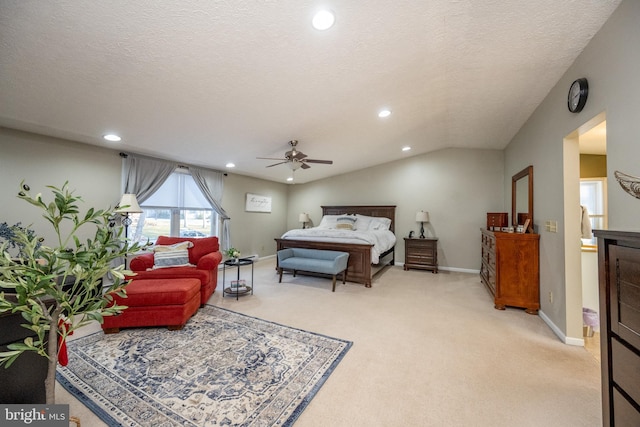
[116,194,142,213]
[415,211,429,222]
[299,213,310,222]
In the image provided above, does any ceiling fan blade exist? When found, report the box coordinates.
[257,157,286,160]
[304,159,333,164]
[301,163,311,169]
[266,162,288,168]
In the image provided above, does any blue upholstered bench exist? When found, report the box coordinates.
[277,248,349,292]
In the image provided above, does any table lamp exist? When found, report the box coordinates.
[116,194,142,267]
[299,213,310,229]
[415,210,429,239]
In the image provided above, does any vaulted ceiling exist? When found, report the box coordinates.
[0,1,621,183]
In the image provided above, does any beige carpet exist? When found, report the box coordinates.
[58,259,602,426]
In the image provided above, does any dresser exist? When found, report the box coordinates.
[404,238,438,273]
[595,230,640,427]
[480,229,539,314]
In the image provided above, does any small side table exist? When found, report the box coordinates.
[404,237,438,273]
[222,258,254,300]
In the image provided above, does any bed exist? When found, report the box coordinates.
[275,205,396,287]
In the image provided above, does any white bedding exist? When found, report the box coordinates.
[279,227,396,264]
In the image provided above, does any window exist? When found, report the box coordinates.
[580,178,607,246]
[130,170,219,244]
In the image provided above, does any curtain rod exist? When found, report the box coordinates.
[119,152,227,176]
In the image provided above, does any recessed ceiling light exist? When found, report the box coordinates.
[312,10,335,30]
[402,146,411,152]
[287,177,294,182]
[378,109,391,118]
[225,162,235,168]
[103,134,121,142]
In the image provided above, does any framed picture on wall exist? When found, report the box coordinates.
[245,193,272,213]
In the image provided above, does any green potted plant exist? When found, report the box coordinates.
[0,182,140,404]
[225,247,241,261]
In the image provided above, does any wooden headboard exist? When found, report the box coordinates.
[321,205,396,234]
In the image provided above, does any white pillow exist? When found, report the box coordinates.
[355,214,373,231]
[369,217,392,230]
[317,215,341,229]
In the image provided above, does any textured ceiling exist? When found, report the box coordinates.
[0,1,621,183]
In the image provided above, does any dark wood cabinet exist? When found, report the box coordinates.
[480,229,539,314]
[595,230,640,427]
[486,212,508,230]
[404,238,438,273]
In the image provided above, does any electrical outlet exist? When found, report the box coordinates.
[549,291,553,304]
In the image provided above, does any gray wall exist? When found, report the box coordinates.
[0,128,122,244]
[0,127,289,259]
[504,0,639,341]
[1,127,503,272]
[221,173,289,258]
[287,148,505,271]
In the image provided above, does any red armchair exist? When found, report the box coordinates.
[128,236,222,305]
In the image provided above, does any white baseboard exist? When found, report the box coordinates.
[538,310,584,346]
[395,262,479,274]
[439,266,480,274]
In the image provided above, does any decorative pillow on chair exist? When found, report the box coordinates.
[336,216,357,230]
[152,241,194,269]
[152,241,194,252]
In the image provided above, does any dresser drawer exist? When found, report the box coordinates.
[482,233,496,249]
[480,262,496,295]
[407,254,435,263]
[406,240,436,249]
[611,338,640,407]
[613,388,640,426]
[407,246,436,257]
[609,245,640,349]
[482,247,495,270]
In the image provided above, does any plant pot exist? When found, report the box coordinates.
[0,294,52,403]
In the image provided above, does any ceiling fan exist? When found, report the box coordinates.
[257,140,333,170]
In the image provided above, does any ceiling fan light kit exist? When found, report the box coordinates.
[257,140,333,171]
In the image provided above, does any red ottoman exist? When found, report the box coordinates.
[101,278,201,334]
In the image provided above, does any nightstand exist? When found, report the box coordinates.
[404,237,438,273]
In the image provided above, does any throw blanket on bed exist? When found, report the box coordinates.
[280,228,396,264]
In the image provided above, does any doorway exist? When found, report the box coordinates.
[563,113,606,359]
[578,120,607,361]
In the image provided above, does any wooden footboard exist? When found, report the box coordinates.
[275,238,393,287]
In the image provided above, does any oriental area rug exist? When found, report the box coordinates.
[57,305,352,426]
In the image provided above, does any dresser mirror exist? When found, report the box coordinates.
[512,165,533,230]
